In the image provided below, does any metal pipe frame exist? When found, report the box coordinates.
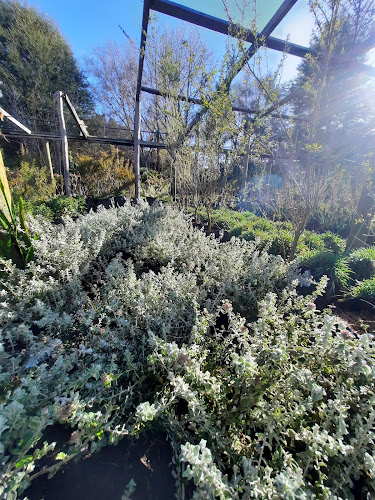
[133,0,309,197]
[2,129,166,148]
[149,0,314,58]
[141,85,303,121]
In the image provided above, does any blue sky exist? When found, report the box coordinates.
[27,0,315,81]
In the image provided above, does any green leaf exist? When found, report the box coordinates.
[0,235,11,258]
[0,209,10,230]
[15,455,33,468]
[0,179,14,224]
[25,245,34,264]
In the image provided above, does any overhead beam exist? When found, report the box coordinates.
[62,94,89,138]
[181,0,300,136]
[0,106,31,134]
[149,0,314,58]
[142,85,205,106]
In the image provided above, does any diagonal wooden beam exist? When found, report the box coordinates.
[62,94,89,138]
[0,106,31,134]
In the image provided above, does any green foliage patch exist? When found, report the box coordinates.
[26,196,87,220]
[195,207,346,260]
[195,208,375,302]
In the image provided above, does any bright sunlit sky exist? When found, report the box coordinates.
[27,0,316,83]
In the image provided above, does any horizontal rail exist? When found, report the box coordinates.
[2,129,299,159]
[1,130,166,149]
[141,85,300,121]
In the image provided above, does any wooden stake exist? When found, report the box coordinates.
[241,138,252,190]
[55,91,71,196]
[241,122,254,190]
[0,150,11,221]
[44,141,55,188]
[156,129,160,172]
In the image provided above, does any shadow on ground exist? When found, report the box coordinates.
[24,431,176,500]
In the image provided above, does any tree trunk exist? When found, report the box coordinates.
[345,184,374,252]
[206,206,212,234]
[289,208,310,261]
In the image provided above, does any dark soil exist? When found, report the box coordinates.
[85,197,157,212]
[24,430,175,500]
[335,306,375,335]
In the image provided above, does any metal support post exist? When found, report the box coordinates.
[134,99,141,200]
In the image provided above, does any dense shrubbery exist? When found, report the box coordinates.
[195,207,346,259]
[195,207,375,301]
[1,202,374,499]
[26,196,87,221]
[7,159,55,203]
[74,146,134,197]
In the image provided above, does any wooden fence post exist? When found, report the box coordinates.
[55,91,71,196]
[0,150,11,220]
[44,141,55,188]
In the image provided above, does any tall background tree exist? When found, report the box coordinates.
[0,0,93,168]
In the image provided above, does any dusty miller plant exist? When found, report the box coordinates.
[0,202,374,498]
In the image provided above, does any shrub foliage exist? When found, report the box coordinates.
[0,203,374,498]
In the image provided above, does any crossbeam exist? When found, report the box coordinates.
[2,129,297,159]
[141,85,301,121]
[149,0,314,58]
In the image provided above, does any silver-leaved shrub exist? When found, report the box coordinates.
[0,201,374,499]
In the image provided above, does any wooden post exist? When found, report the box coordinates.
[242,137,252,190]
[134,98,141,200]
[0,150,11,221]
[44,141,55,187]
[55,91,71,196]
[241,121,253,190]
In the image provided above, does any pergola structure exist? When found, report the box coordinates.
[132,0,375,199]
[2,0,374,198]
[133,0,316,198]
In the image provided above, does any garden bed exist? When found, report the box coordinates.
[1,202,375,499]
